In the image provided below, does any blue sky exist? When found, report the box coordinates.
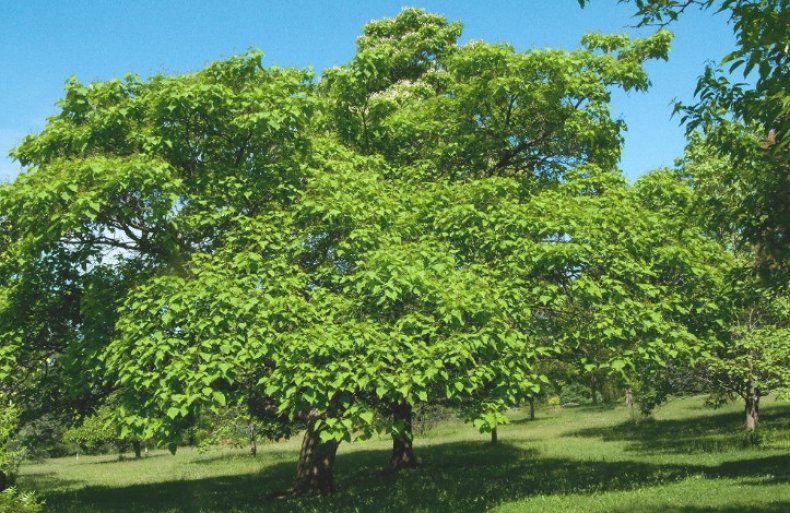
[0,1,735,182]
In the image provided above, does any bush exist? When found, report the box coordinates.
[0,487,42,513]
[559,383,592,406]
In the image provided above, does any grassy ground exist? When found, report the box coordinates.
[19,396,790,513]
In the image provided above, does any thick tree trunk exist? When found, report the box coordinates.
[295,424,339,495]
[745,386,760,431]
[249,423,257,457]
[390,402,417,470]
[0,470,7,492]
[491,427,498,445]
[590,374,598,405]
[132,440,142,459]
[529,397,535,420]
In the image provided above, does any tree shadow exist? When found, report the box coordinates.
[30,437,790,513]
[18,470,84,491]
[566,404,790,455]
[87,453,169,465]
[714,454,790,484]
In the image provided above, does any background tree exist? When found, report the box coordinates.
[697,282,790,432]
[580,0,789,282]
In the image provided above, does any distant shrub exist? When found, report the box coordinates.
[547,395,561,407]
[559,383,591,406]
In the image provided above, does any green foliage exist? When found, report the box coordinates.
[0,488,42,513]
[559,383,593,406]
[581,0,789,281]
[0,404,24,486]
[700,286,790,401]
[15,415,71,459]
[62,407,128,456]
[95,9,677,449]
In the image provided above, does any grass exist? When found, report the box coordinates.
[19,395,790,513]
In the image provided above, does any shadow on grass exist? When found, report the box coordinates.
[88,454,170,465]
[567,403,790,455]
[30,437,790,513]
[20,470,84,492]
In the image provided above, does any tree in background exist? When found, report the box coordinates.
[580,0,789,282]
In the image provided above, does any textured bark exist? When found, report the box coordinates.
[295,423,338,495]
[529,397,535,420]
[745,386,760,431]
[0,470,7,492]
[249,423,257,457]
[590,374,598,405]
[491,427,498,445]
[390,402,417,470]
[132,440,142,459]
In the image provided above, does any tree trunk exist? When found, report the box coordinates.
[295,423,339,496]
[529,397,535,420]
[590,374,598,405]
[745,386,760,431]
[0,470,7,492]
[249,423,257,457]
[491,427,498,445]
[132,440,142,459]
[390,402,417,470]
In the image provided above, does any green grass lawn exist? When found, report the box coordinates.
[19,396,790,513]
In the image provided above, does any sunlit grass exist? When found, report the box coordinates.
[19,395,790,512]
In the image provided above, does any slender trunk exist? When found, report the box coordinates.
[249,423,257,457]
[491,427,498,445]
[295,421,339,496]
[390,402,417,470]
[529,397,535,420]
[590,374,598,405]
[0,470,7,492]
[132,440,142,459]
[745,385,760,431]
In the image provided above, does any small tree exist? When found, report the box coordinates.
[63,406,148,459]
[700,287,789,432]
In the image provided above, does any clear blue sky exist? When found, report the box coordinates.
[0,0,735,183]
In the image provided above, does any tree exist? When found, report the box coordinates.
[3,8,679,496]
[0,48,316,462]
[675,134,790,431]
[695,279,790,433]
[62,403,151,459]
[580,0,789,282]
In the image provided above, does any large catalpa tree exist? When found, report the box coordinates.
[4,8,682,496]
[0,52,314,442]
